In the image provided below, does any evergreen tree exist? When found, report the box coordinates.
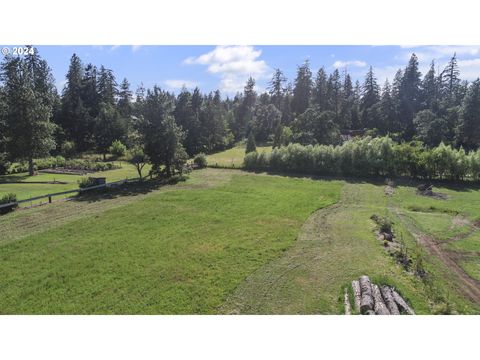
[1,49,56,175]
[326,69,342,118]
[440,53,461,106]
[246,132,256,153]
[413,109,448,147]
[97,65,117,105]
[398,53,422,139]
[360,66,380,128]
[457,79,480,150]
[291,60,312,116]
[312,67,328,111]
[117,78,133,117]
[233,77,256,140]
[421,61,440,113]
[268,68,286,109]
[137,86,186,177]
[378,80,396,134]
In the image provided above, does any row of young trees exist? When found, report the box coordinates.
[244,137,480,181]
[1,47,480,178]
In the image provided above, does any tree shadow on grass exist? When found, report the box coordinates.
[246,169,480,191]
[73,177,186,203]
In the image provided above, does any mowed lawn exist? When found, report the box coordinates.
[207,144,272,168]
[0,163,149,202]
[0,170,341,314]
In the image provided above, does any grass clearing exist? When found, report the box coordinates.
[206,145,272,168]
[0,169,340,314]
[0,163,150,203]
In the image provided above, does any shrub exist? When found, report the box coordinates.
[243,136,480,181]
[193,153,208,168]
[78,177,97,189]
[61,140,76,158]
[246,133,256,154]
[0,193,18,214]
[0,153,10,175]
[109,140,127,158]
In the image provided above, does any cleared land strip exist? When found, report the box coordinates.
[221,182,429,314]
[394,210,480,304]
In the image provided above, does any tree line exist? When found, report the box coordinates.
[1,47,480,177]
[244,137,480,181]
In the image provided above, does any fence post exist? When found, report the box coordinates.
[48,196,52,203]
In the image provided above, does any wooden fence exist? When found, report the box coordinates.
[0,177,141,211]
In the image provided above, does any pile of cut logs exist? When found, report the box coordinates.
[345,275,415,315]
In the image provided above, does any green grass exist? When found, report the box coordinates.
[0,169,340,314]
[0,162,150,203]
[460,259,480,281]
[449,232,480,252]
[207,145,272,168]
[222,181,434,314]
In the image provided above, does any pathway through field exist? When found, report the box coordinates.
[221,182,429,314]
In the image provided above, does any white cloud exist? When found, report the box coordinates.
[109,45,120,52]
[457,58,480,81]
[131,45,142,53]
[184,45,269,94]
[333,60,367,68]
[164,79,199,89]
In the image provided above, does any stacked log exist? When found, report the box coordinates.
[392,289,415,315]
[344,288,352,315]
[372,284,390,315]
[347,275,414,315]
[351,280,362,313]
[359,276,374,314]
[380,286,400,315]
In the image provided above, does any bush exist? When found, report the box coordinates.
[0,193,18,214]
[61,140,76,158]
[193,153,208,168]
[243,136,480,181]
[77,177,97,189]
[109,140,127,158]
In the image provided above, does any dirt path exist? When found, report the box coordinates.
[220,182,429,314]
[394,209,480,303]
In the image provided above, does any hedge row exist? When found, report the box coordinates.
[244,136,480,181]
[7,157,121,174]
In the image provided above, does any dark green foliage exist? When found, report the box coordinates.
[292,108,340,145]
[0,193,17,214]
[193,153,208,168]
[1,48,57,175]
[109,140,127,158]
[246,132,256,154]
[413,110,449,147]
[291,60,312,116]
[457,79,480,150]
[137,86,187,177]
[252,104,281,142]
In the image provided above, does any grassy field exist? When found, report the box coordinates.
[1,166,479,314]
[206,144,272,168]
[0,162,150,203]
[0,169,340,314]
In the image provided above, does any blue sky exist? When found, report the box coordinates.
[19,45,480,96]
